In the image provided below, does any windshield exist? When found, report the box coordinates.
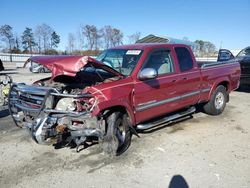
[96,49,143,76]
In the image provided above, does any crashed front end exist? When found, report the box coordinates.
[8,83,105,151]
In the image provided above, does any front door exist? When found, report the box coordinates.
[133,48,181,124]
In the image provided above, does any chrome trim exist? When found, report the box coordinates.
[181,91,200,99]
[34,117,48,144]
[44,109,91,117]
[201,88,210,93]
[14,85,56,95]
[136,96,181,112]
[138,68,158,80]
[50,92,92,98]
[135,88,210,112]
[9,83,95,129]
[201,61,238,69]
[20,94,44,101]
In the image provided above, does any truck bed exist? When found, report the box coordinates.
[197,60,236,68]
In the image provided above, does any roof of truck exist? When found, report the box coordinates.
[112,43,189,50]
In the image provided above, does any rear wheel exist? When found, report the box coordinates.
[102,111,132,156]
[203,85,227,115]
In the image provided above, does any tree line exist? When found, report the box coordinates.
[194,40,217,57]
[0,24,60,54]
[67,25,141,55]
[0,23,217,56]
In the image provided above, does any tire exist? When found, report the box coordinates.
[203,85,227,115]
[102,111,132,156]
[39,68,45,73]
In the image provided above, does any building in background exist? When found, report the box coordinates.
[136,34,196,50]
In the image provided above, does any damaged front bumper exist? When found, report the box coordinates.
[9,83,104,146]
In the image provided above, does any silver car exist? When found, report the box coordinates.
[29,63,50,73]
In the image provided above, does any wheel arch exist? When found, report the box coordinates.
[100,105,135,126]
[209,79,230,102]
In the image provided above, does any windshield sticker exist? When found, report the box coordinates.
[126,50,141,55]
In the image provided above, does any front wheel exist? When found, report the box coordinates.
[102,111,132,156]
[203,85,227,115]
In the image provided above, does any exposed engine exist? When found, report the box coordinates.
[8,70,118,152]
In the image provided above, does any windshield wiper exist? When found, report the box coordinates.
[90,64,104,81]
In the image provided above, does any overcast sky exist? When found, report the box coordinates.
[1,0,250,50]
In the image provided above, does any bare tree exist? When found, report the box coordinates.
[128,32,141,44]
[76,26,85,50]
[102,25,113,48]
[12,34,21,53]
[35,25,43,53]
[82,25,95,50]
[110,28,123,47]
[0,24,14,52]
[194,40,216,56]
[204,41,216,56]
[82,25,102,50]
[35,24,53,53]
[67,33,76,53]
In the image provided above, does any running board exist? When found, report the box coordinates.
[136,106,196,130]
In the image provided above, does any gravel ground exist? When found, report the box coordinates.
[0,68,250,188]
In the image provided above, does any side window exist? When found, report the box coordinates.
[143,49,174,75]
[175,47,193,72]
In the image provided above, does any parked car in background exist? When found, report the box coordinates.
[29,63,51,73]
[218,46,250,86]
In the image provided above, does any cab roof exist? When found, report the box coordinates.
[111,43,190,50]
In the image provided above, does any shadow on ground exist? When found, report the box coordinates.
[0,108,10,118]
[168,175,189,188]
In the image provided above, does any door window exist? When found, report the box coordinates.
[143,50,174,75]
[175,47,194,72]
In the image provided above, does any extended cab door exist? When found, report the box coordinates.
[174,46,201,107]
[133,48,181,123]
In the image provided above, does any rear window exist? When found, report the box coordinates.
[175,47,193,72]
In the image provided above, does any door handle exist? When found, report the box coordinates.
[182,77,188,80]
[172,79,177,82]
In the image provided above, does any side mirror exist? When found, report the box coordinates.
[138,68,158,80]
[217,49,234,62]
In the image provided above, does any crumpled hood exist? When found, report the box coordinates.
[25,55,123,78]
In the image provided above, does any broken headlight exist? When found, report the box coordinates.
[55,98,76,111]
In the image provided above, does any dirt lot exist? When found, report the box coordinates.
[0,68,250,188]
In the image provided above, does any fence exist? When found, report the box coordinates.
[0,53,44,62]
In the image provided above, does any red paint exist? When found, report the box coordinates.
[31,44,241,126]
[25,55,123,79]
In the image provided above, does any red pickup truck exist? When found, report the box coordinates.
[9,44,240,155]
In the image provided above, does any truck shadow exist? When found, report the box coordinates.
[0,108,10,118]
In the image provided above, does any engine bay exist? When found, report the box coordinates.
[35,67,120,95]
